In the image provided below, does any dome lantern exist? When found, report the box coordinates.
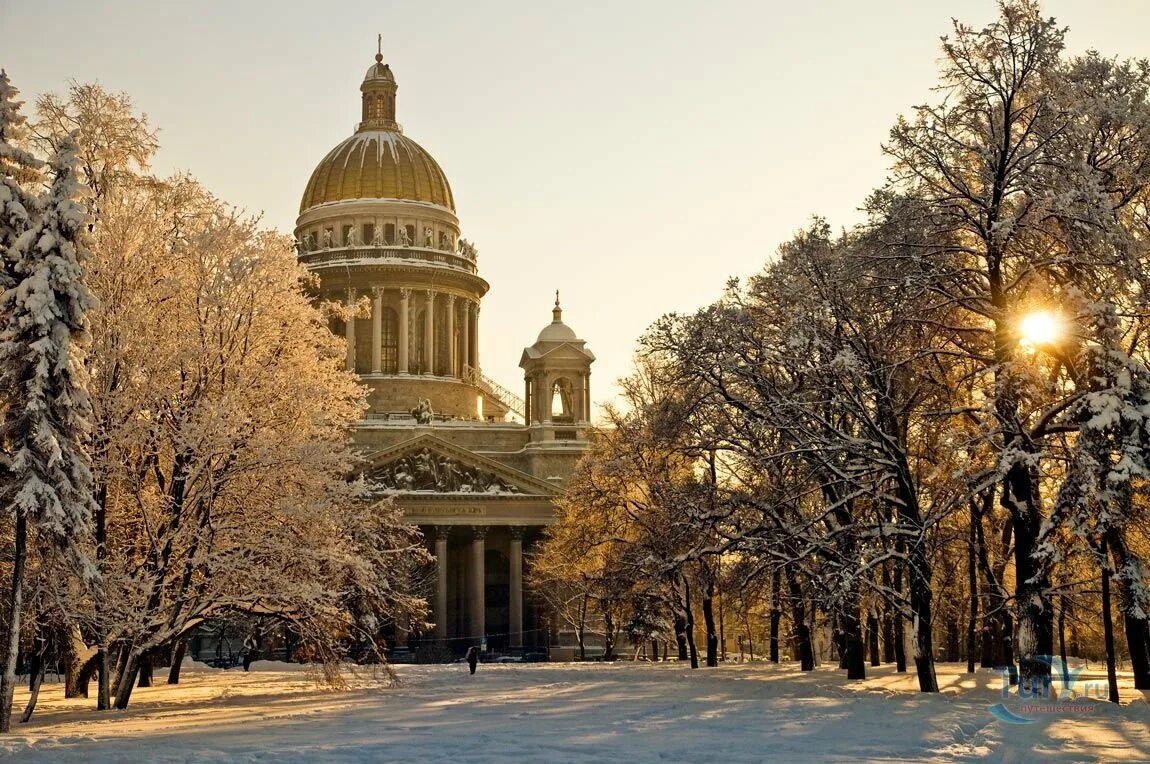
[359,36,399,132]
[296,45,455,214]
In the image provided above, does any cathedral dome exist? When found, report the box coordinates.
[298,50,455,214]
[298,131,455,213]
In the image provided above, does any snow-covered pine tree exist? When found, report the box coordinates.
[0,131,97,732]
[0,70,41,286]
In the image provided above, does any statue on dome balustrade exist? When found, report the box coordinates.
[423,227,435,247]
[397,227,411,247]
[345,227,359,247]
[411,397,434,424]
[321,229,333,249]
[458,238,478,261]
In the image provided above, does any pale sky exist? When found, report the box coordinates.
[4,0,1147,415]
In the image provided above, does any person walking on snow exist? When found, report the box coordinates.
[466,646,479,675]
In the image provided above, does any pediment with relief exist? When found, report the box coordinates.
[363,434,557,497]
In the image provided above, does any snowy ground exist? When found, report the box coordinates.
[1,659,1148,762]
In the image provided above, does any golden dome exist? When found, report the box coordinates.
[299,130,455,213]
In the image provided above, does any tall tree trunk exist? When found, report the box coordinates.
[0,512,28,734]
[19,624,47,723]
[26,630,43,692]
[785,568,813,671]
[769,569,781,664]
[168,639,188,685]
[1057,594,1070,689]
[892,553,906,673]
[1100,536,1119,704]
[674,610,688,661]
[577,592,587,661]
[701,568,718,668]
[994,310,1054,693]
[840,608,866,680]
[683,576,698,669]
[114,649,143,710]
[94,482,111,710]
[137,651,154,687]
[110,642,131,700]
[20,664,44,724]
[890,460,938,691]
[64,629,96,698]
[97,646,111,710]
[602,609,615,661]
[867,611,880,667]
[881,563,895,664]
[1001,613,1017,686]
[1105,529,1150,689]
[1004,464,1054,691]
[967,502,979,673]
[945,618,960,663]
[1068,598,1081,660]
[974,500,1011,674]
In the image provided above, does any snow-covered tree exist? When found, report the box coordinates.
[24,84,429,713]
[0,70,41,286]
[0,130,97,732]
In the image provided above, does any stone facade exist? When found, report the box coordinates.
[296,51,594,657]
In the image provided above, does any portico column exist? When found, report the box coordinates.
[344,288,356,372]
[370,287,383,374]
[461,301,471,375]
[445,294,456,377]
[424,290,435,374]
[398,288,410,374]
[435,526,450,642]
[470,525,486,645]
[509,527,525,649]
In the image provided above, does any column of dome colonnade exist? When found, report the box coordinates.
[339,288,480,375]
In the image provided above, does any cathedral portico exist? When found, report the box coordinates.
[297,48,593,658]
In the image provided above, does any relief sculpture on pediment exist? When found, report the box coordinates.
[369,448,521,494]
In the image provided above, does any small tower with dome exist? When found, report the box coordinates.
[520,292,595,447]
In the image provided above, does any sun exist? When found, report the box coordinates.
[1019,310,1063,348]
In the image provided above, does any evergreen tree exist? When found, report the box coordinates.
[0,131,97,732]
[0,70,41,285]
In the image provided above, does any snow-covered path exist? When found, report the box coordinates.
[2,660,1149,762]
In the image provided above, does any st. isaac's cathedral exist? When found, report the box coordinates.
[294,49,595,657]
